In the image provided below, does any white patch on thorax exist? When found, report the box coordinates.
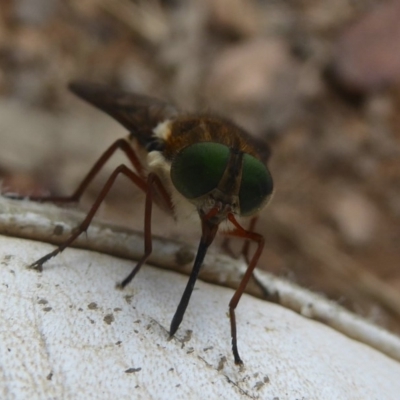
[153,119,172,141]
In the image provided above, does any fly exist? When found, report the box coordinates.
[17,82,274,365]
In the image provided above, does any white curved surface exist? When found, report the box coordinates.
[1,235,400,399]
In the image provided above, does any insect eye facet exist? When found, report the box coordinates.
[171,142,230,199]
[239,154,273,216]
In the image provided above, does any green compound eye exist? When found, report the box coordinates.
[239,154,273,216]
[171,142,230,199]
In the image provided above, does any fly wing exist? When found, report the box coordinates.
[69,82,179,149]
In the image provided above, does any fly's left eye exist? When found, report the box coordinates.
[170,142,230,199]
[239,154,273,216]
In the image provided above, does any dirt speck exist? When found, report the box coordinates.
[87,302,98,310]
[175,246,194,266]
[217,356,227,371]
[182,329,192,343]
[125,367,141,373]
[1,255,13,265]
[53,225,64,235]
[103,313,114,325]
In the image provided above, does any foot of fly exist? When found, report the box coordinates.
[29,250,59,272]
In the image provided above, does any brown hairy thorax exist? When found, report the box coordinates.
[164,114,270,163]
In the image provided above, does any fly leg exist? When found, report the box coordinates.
[221,216,258,264]
[116,172,173,289]
[30,164,147,271]
[224,214,264,365]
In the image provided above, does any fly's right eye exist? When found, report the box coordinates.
[170,142,230,199]
[238,153,273,216]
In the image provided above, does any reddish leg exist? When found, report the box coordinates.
[221,216,258,264]
[225,213,265,365]
[117,173,169,289]
[241,216,258,265]
[30,166,171,276]
[6,138,145,203]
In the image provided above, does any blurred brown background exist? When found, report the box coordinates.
[1,0,400,333]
